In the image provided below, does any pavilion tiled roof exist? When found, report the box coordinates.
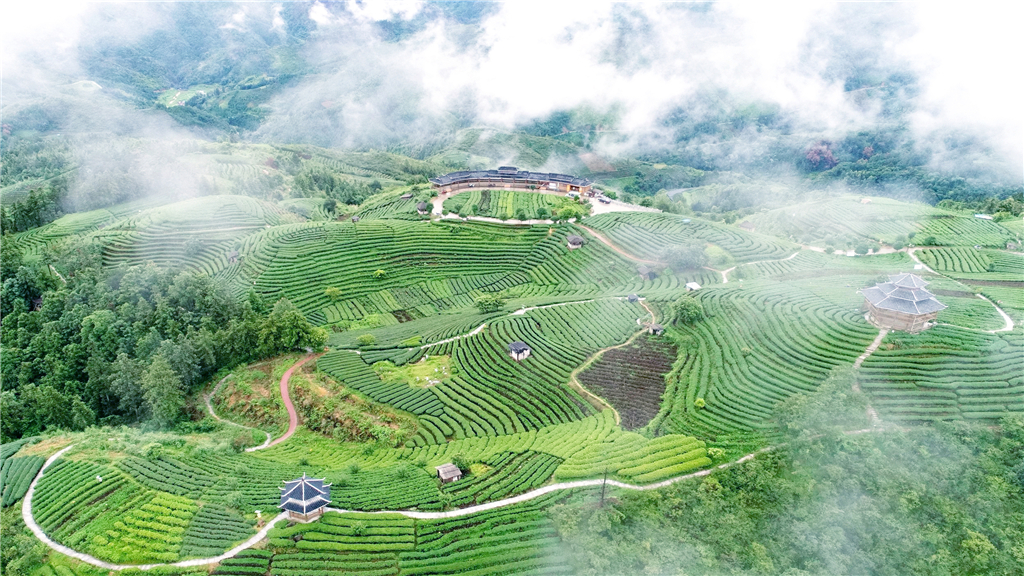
[279,474,331,515]
[861,273,946,315]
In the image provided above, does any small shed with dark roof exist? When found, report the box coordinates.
[417,202,429,215]
[351,216,360,223]
[508,341,531,361]
[859,272,946,333]
[627,294,639,303]
[436,463,462,484]
[648,323,665,335]
[738,221,755,231]
[279,474,332,523]
[638,265,655,281]
[566,234,585,250]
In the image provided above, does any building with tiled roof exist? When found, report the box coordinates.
[429,167,592,195]
[279,474,332,522]
[860,273,946,332]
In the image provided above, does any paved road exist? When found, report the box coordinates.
[22,447,289,572]
[268,353,319,449]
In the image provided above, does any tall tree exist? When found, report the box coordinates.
[142,354,184,429]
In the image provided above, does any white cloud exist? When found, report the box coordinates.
[345,0,423,22]
[308,2,334,26]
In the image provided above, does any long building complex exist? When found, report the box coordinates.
[430,166,593,195]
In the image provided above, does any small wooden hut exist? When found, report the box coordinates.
[417,202,430,215]
[436,463,462,484]
[508,341,531,361]
[566,235,585,250]
[638,265,655,281]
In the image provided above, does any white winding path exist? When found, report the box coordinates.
[906,247,936,273]
[908,248,1015,333]
[709,250,800,283]
[22,444,290,571]
[23,442,775,570]
[977,294,1015,333]
[417,297,606,350]
[205,375,273,452]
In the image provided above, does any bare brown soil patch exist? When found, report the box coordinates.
[577,335,676,430]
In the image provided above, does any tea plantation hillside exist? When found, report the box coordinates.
[744,194,1021,250]
[2,188,1021,576]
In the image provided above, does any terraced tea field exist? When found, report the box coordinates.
[917,247,1024,281]
[242,219,646,324]
[89,195,287,275]
[744,195,1018,248]
[585,211,796,263]
[263,495,571,575]
[650,280,881,437]
[10,188,1023,576]
[859,327,1024,422]
[442,189,568,219]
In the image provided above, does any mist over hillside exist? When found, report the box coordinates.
[2,2,1021,209]
[2,5,1023,576]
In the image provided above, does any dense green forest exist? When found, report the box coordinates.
[0,239,326,440]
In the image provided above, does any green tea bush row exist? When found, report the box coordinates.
[859,326,1023,422]
[443,451,562,506]
[0,455,44,507]
[118,456,217,498]
[180,504,256,558]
